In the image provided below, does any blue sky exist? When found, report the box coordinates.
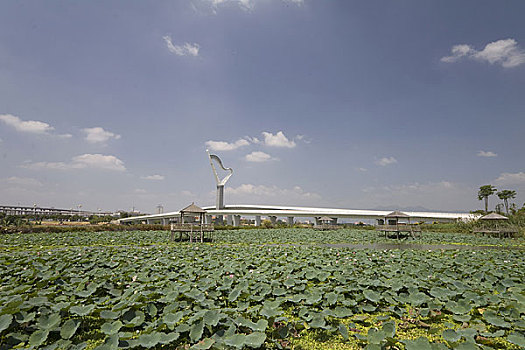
[1,0,524,213]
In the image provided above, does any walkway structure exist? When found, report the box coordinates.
[119,204,478,225]
[119,152,479,225]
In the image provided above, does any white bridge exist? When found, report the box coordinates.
[119,152,478,226]
[118,204,477,226]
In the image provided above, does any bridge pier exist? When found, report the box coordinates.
[255,215,261,226]
[205,215,212,224]
[226,215,233,226]
[233,215,241,227]
[287,217,294,226]
[269,216,277,225]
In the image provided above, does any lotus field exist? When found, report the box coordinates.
[1,229,525,349]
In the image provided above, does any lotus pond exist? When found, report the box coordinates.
[1,229,524,349]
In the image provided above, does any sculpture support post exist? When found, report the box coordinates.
[216,185,224,210]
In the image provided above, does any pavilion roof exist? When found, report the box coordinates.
[385,210,410,218]
[480,212,508,220]
[180,202,207,214]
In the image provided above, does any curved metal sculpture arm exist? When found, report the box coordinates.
[207,150,233,186]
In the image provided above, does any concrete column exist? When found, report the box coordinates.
[255,215,261,226]
[314,217,320,226]
[146,219,152,225]
[216,185,225,209]
[331,218,338,225]
[226,215,233,226]
[287,217,294,226]
[162,218,168,225]
[205,215,212,224]
[233,215,241,227]
[269,216,277,225]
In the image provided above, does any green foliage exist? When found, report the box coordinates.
[0,229,524,349]
[478,184,498,212]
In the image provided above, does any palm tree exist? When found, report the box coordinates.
[497,189,517,215]
[478,185,497,213]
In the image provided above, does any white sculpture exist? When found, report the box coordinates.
[206,150,233,209]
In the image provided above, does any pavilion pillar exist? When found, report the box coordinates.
[255,215,261,226]
[331,218,338,225]
[233,215,241,227]
[287,217,294,226]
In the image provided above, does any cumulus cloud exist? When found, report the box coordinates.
[442,38,525,68]
[477,150,497,158]
[206,138,250,151]
[245,151,275,162]
[23,154,126,172]
[163,35,200,56]
[83,127,121,144]
[205,131,300,152]
[376,157,397,166]
[141,174,165,181]
[0,114,71,138]
[494,172,525,185]
[262,131,296,148]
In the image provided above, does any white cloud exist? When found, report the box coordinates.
[494,172,525,185]
[245,151,275,162]
[2,177,43,187]
[0,114,72,138]
[23,154,126,172]
[262,131,296,148]
[206,138,250,151]
[442,39,525,68]
[0,114,54,134]
[163,36,200,56]
[141,174,165,181]
[83,127,121,144]
[376,157,397,166]
[477,150,497,158]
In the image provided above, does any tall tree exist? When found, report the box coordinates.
[478,185,497,213]
[497,189,517,215]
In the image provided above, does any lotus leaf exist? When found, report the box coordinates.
[190,320,204,342]
[70,304,95,317]
[101,320,122,335]
[404,337,432,350]
[38,313,61,329]
[0,314,12,333]
[224,334,246,349]
[29,329,49,348]
[60,319,80,339]
[507,332,525,347]
[191,338,215,349]
[442,329,461,343]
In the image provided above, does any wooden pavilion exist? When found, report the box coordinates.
[473,213,518,238]
[314,216,339,230]
[376,211,421,238]
[170,203,214,242]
